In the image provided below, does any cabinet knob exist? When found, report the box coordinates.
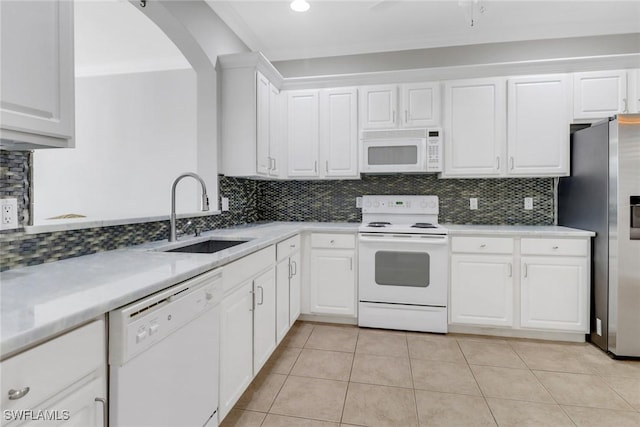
[8,387,30,400]
[552,245,559,249]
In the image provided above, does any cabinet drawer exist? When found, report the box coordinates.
[1,319,105,415]
[311,233,356,249]
[521,238,588,256]
[277,234,301,261]
[223,246,275,294]
[451,236,514,254]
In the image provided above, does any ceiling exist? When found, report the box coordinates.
[206,0,640,62]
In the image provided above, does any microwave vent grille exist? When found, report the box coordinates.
[361,128,428,140]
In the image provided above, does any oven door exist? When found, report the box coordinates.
[358,233,448,306]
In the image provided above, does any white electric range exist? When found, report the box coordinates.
[358,195,449,333]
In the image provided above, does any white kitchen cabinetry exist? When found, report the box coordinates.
[450,237,515,327]
[520,238,589,332]
[218,53,284,178]
[507,75,570,176]
[449,234,591,337]
[219,246,276,421]
[309,233,357,317]
[276,234,302,343]
[1,319,106,427]
[573,70,629,120]
[253,268,277,373]
[288,88,359,179]
[442,78,506,177]
[359,83,440,130]
[0,0,75,149]
[288,90,320,177]
[631,69,640,113]
[320,88,359,178]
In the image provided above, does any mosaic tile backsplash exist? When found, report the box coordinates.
[1,149,553,271]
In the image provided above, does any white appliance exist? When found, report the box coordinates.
[360,128,443,174]
[109,268,223,427]
[358,195,449,333]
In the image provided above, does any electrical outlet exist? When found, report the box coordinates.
[524,197,533,210]
[469,198,478,210]
[221,197,229,212]
[0,198,19,230]
[596,318,602,336]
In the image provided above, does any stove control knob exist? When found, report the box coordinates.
[365,201,371,208]
[429,201,436,208]
[373,201,380,208]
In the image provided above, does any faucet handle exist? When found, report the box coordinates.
[178,220,192,237]
[194,226,202,237]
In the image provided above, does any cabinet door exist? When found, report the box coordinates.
[401,82,440,127]
[442,78,505,177]
[310,249,356,316]
[268,82,284,177]
[0,0,74,147]
[219,281,254,420]
[573,70,628,119]
[359,85,397,129]
[256,71,271,176]
[253,268,277,374]
[507,74,570,176]
[288,90,320,177]
[276,259,290,344]
[450,254,514,327]
[320,88,358,178]
[631,69,640,113]
[521,256,588,332]
[289,251,301,324]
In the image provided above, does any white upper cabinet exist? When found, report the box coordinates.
[442,78,506,177]
[359,85,397,129]
[507,75,570,176]
[288,90,320,177]
[360,83,440,130]
[0,0,75,149]
[573,70,629,120]
[319,88,359,178]
[631,69,640,113]
[218,53,284,178]
[400,82,440,127]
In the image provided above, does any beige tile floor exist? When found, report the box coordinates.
[220,322,640,427]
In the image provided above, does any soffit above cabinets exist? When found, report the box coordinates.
[206,1,640,62]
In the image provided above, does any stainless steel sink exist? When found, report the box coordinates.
[165,239,249,254]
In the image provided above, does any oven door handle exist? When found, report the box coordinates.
[359,234,448,244]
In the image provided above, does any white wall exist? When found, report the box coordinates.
[33,69,199,222]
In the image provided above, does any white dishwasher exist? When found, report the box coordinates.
[109,268,223,427]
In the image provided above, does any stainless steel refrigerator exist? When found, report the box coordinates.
[558,114,640,358]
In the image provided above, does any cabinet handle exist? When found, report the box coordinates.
[250,288,254,311]
[523,263,528,278]
[508,263,512,277]
[350,258,353,271]
[405,110,408,123]
[257,286,264,305]
[95,397,107,427]
[8,387,30,400]
[510,157,514,170]
[552,245,559,250]
[292,260,297,276]
[289,261,293,280]
[623,98,628,113]
[496,156,500,170]
[393,110,396,124]
[272,157,277,171]
[314,161,318,173]
[480,243,486,248]
[290,244,296,249]
[325,160,329,173]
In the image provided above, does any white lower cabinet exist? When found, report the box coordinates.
[450,254,514,327]
[219,281,254,421]
[275,235,302,343]
[1,319,106,427]
[219,246,276,421]
[309,233,357,317]
[449,235,591,336]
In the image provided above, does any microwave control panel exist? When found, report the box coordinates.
[426,128,443,172]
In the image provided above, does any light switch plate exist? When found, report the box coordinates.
[356,197,363,208]
[524,197,533,210]
[221,197,229,212]
[469,198,478,210]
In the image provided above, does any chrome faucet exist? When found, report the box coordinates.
[169,172,209,242]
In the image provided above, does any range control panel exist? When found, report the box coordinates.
[362,195,439,214]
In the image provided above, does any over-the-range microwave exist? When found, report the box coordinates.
[360,128,443,174]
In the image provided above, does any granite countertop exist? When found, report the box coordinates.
[0,222,358,358]
[444,224,596,237]
[0,221,593,358]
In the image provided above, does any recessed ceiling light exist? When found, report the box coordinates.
[290,0,310,13]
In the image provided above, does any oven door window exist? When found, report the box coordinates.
[374,251,430,287]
